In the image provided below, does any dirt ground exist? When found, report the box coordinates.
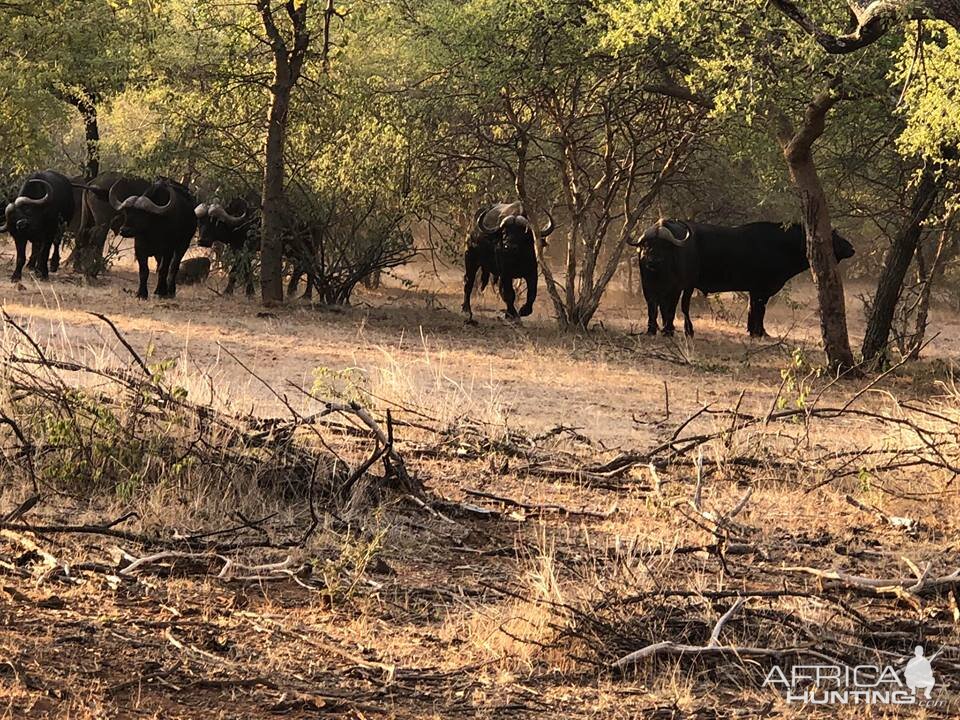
[1,244,959,718]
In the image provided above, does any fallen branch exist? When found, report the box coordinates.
[462,488,617,519]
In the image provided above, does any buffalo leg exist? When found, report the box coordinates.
[748,293,769,338]
[462,251,480,322]
[166,251,184,299]
[242,251,255,296]
[500,276,519,319]
[155,255,172,297]
[287,266,302,297]
[135,248,150,299]
[50,237,61,273]
[26,248,36,272]
[11,238,28,282]
[640,266,659,335]
[646,300,659,335]
[659,291,681,336]
[33,239,51,280]
[681,288,694,337]
[519,269,537,317]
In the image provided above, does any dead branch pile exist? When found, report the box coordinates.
[0,312,421,514]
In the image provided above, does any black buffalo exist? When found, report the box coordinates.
[195,198,258,295]
[1,170,75,281]
[72,172,151,275]
[195,197,318,299]
[111,178,197,299]
[632,219,855,338]
[462,201,554,322]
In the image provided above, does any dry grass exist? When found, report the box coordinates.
[1,253,959,718]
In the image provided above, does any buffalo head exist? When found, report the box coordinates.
[195,200,249,249]
[476,202,554,258]
[110,180,176,238]
[628,219,691,273]
[832,230,855,262]
[2,178,54,237]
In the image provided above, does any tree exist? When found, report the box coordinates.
[860,164,943,363]
[257,0,312,305]
[770,1,960,364]
[0,1,143,180]
[776,83,857,370]
[394,1,701,328]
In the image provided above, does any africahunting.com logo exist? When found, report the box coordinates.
[763,646,944,706]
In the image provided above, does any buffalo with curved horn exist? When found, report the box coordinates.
[69,172,151,276]
[195,196,319,299]
[2,170,75,281]
[110,178,198,299]
[630,218,855,337]
[195,198,258,295]
[462,201,555,323]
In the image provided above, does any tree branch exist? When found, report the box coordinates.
[771,0,960,52]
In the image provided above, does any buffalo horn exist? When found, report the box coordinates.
[476,206,500,234]
[108,180,132,211]
[539,210,555,238]
[209,203,246,225]
[195,203,210,218]
[13,178,52,208]
[135,184,175,216]
[656,220,690,247]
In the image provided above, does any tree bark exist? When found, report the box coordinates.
[261,81,291,304]
[79,101,100,180]
[57,89,100,179]
[777,87,857,372]
[860,165,940,364]
[906,210,956,359]
[257,0,310,306]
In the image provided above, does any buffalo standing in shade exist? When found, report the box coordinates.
[631,219,855,337]
[111,178,197,299]
[462,201,554,322]
[1,170,75,281]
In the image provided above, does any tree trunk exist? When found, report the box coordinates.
[261,81,291,305]
[256,0,310,306]
[59,90,100,179]
[79,101,99,180]
[861,166,940,364]
[778,87,856,372]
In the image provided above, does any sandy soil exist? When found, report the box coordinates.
[2,242,957,446]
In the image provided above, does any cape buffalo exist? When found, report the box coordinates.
[111,178,197,299]
[462,201,554,322]
[195,197,317,299]
[73,172,151,275]
[632,220,855,338]
[1,170,75,281]
[195,198,257,295]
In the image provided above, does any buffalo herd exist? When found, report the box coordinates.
[2,169,856,338]
[0,170,316,301]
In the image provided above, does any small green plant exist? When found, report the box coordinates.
[311,366,368,404]
[857,467,873,495]
[779,348,822,410]
[316,524,387,605]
